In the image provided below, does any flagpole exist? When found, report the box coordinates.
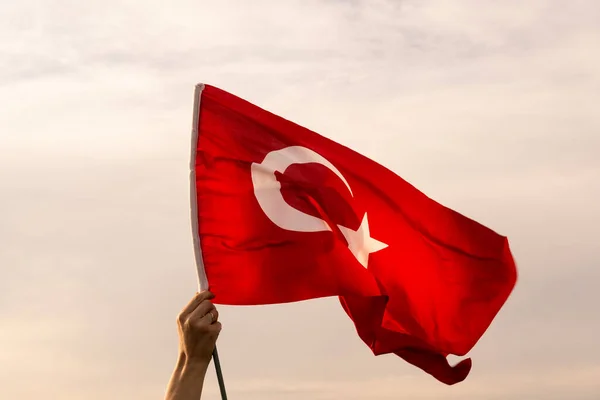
[212,347,228,400]
[190,83,228,400]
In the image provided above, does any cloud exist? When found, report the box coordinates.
[1,1,599,399]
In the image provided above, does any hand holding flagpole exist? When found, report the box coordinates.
[164,291,223,400]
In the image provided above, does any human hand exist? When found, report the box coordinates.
[165,291,222,400]
[176,290,222,366]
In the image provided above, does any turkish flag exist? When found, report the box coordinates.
[190,84,517,384]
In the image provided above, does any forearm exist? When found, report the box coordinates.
[165,355,210,400]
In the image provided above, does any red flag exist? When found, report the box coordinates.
[190,84,517,384]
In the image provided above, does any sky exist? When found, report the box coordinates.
[1,0,599,399]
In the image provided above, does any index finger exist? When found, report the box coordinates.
[179,290,214,319]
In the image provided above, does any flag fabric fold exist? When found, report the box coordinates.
[190,83,517,384]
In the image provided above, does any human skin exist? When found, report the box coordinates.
[164,291,221,400]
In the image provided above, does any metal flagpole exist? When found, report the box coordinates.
[190,83,228,400]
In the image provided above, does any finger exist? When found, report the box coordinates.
[203,322,223,345]
[208,321,222,335]
[178,291,214,321]
[188,299,215,323]
[202,308,219,325]
[189,302,219,326]
[211,307,219,322]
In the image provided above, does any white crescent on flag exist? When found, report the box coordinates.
[250,146,388,268]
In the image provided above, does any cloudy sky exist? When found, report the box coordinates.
[1,0,599,399]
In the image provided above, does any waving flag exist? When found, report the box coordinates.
[189,84,517,384]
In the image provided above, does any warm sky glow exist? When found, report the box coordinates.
[1,1,599,399]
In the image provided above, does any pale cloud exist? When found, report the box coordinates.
[1,0,599,399]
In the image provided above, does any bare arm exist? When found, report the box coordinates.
[165,291,221,400]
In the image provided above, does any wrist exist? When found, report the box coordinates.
[165,355,209,400]
[176,353,211,374]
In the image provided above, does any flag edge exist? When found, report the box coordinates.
[190,83,209,291]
